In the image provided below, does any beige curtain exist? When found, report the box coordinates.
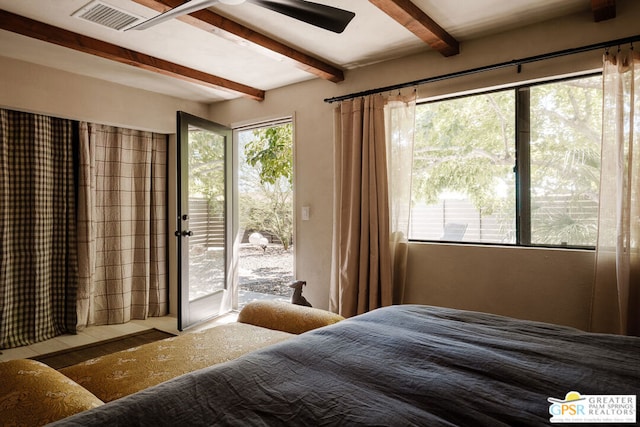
[385,93,416,304]
[330,93,416,317]
[590,48,640,336]
[76,123,167,328]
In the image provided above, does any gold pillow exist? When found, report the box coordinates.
[0,359,103,427]
[238,300,345,334]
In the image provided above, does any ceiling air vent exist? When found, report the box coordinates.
[72,1,143,31]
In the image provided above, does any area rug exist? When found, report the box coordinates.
[31,329,175,370]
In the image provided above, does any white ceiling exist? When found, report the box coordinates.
[0,0,589,103]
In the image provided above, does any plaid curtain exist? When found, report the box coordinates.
[76,123,167,327]
[0,109,78,349]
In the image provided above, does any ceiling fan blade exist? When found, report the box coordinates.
[127,0,220,31]
[247,0,355,33]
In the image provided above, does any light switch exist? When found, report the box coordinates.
[301,206,310,221]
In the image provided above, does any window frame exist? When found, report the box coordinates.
[409,72,602,250]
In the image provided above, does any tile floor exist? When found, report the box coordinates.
[0,312,239,362]
[0,289,290,362]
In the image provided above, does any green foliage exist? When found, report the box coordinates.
[244,124,293,185]
[412,75,602,246]
[240,180,293,250]
[188,129,225,213]
[529,79,602,202]
[241,124,293,250]
[185,123,294,250]
[413,91,515,215]
[528,78,602,245]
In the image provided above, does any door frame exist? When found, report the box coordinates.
[232,117,296,309]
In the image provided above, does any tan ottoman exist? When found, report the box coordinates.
[238,300,345,334]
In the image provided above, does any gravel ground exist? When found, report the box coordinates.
[238,244,294,297]
[188,243,294,300]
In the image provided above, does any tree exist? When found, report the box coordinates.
[411,75,602,246]
[185,124,294,250]
[241,124,293,250]
[527,78,602,245]
[188,129,225,215]
[412,90,515,215]
[244,125,293,186]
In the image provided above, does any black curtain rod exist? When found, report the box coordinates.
[324,34,640,104]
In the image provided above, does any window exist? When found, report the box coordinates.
[410,74,602,248]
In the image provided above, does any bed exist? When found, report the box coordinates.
[51,304,640,426]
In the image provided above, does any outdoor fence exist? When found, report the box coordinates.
[189,197,282,248]
[189,197,224,248]
[409,196,598,244]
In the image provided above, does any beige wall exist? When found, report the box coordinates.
[0,57,209,133]
[0,57,209,317]
[209,2,640,329]
[404,244,595,330]
[1,1,638,329]
[210,82,338,309]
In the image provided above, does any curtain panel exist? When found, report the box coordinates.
[0,109,78,349]
[330,93,415,317]
[76,123,167,328]
[385,94,416,304]
[590,48,640,336]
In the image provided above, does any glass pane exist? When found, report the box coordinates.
[187,125,226,301]
[529,76,601,246]
[410,90,516,243]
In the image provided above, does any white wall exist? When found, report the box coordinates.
[1,1,638,329]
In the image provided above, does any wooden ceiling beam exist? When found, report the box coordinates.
[591,0,616,22]
[132,0,345,83]
[0,9,265,101]
[369,0,459,57]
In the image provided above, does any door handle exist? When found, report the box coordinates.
[175,230,194,237]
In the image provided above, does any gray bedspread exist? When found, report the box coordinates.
[51,305,640,426]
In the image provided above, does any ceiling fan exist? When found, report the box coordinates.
[128,0,355,33]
